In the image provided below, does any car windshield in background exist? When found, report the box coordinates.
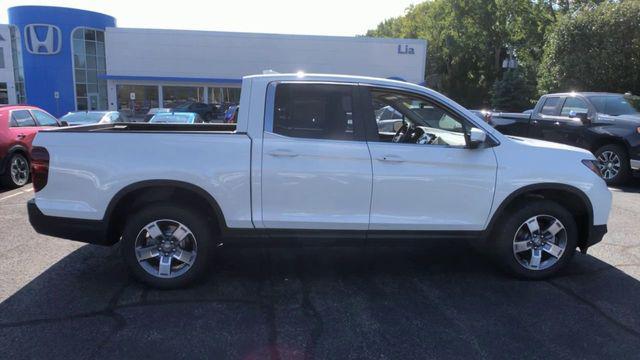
[172,103,192,110]
[149,113,195,124]
[588,95,640,116]
[61,112,107,123]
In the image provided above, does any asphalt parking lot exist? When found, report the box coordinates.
[1,184,639,359]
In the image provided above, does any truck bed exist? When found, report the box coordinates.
[490,112,531,137]
[32,127,253,228]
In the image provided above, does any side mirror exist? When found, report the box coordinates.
[569,110,590,124]
[59,120,69,127]
[468,127,486,149]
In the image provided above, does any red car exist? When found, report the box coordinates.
[0,105,62,188]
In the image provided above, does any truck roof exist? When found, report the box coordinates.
[243,73,427,92]
[545,92,625,97]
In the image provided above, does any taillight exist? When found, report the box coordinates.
[31,146,49,192]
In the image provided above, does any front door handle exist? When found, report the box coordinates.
[378,155,405,163]
[268,149,299,158]
[554,121,561,126]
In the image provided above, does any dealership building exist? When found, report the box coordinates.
[0,6,427,118]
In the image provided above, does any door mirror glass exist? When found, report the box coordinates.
[467,127,486,148]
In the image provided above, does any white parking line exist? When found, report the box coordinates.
[0,191,26,202]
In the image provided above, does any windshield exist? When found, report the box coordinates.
[149,113,194,123]
[172,102,193,110]
[587,95,640,116]
[61,112,107,123]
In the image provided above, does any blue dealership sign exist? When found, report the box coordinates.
[8,6,115,117]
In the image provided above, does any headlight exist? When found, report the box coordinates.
[582,159,602,177]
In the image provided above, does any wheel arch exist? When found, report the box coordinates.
[588,133,631,156]
[487,183,594,251]
[103,180,227,245]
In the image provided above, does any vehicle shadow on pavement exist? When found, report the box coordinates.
[610,177,640,193]
[0,240,639,359]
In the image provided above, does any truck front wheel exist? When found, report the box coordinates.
[595,144,630,186]
[495,200,577,279]
[121,203,215,288]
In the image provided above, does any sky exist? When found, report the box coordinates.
[0,0,419,36]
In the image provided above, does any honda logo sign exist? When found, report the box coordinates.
[24,24,62,55]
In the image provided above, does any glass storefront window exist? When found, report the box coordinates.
[72,28,107,110]
[163,86,204,108]
[0,82,8,104]
[116,85,159,120]
[207,87,241,105]
[10,26,26,103]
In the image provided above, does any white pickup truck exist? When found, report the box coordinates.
[28,74,612,288]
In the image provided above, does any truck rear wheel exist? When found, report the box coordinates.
[495,200,577,279]
[595,144,630,186]
[121,203,215,288]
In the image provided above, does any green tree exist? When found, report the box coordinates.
[538,1,640,95]
[366,0,553,108]
[491,69,535,111]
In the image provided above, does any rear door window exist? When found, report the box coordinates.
[11,110,37,127]
[272,83,358,141]
[540,97,560,116]
[560,97,589,116]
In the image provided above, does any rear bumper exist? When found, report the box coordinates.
[28,199,111,245]
[581,224,607,252]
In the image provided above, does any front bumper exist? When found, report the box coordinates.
[631,159,640,171]
[28,199,111,245]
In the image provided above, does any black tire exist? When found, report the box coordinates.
[1,152,30,189]
[121,203,216,289]
[595,144,630,186]
[494,199,577,280]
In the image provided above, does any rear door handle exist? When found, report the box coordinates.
[378,155,405,163]
[554,121,561,126]
[268,149,299,158]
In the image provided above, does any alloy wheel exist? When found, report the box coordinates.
[512,215,567,271]
[597,150,621,180]
[135,219,198,278]
[10,155,29,186]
